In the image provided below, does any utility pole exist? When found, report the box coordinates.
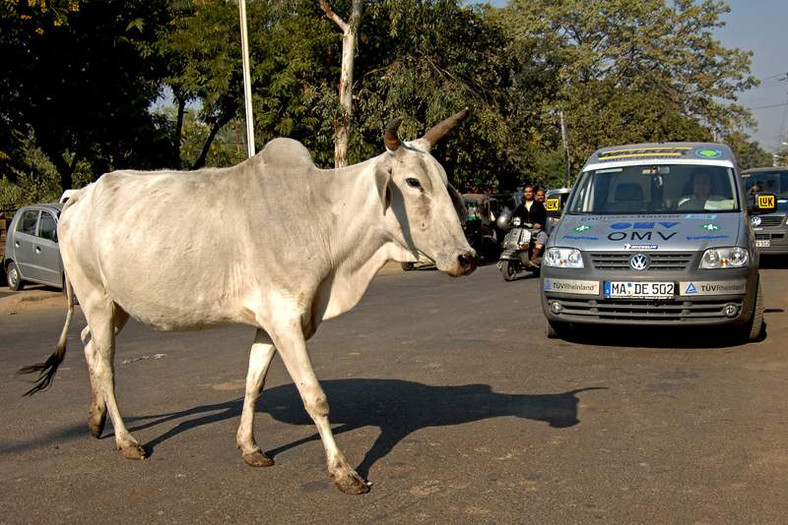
[238,0,255,158]
[560,110,571,188]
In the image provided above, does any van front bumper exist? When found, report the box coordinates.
[541,267,758,327]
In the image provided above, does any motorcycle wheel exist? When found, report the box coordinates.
[401,262,415,271]
[501,260,519,281]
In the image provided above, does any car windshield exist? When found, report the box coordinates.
[566,164,739,214]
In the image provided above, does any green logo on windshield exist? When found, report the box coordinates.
[695,148,722,159]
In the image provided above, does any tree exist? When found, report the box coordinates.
[497,0,759,179]
[319,0,362,168]
[723,131,773,170]
[0,0,173,190]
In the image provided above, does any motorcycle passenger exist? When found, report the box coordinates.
[511,184,548,268]
[535,187,546,203]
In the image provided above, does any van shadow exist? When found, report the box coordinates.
[560,324,763,348]
[128,379,606,478]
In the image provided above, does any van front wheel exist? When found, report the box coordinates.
[745,280,765,342]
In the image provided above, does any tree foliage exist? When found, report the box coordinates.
[0,0,774,210]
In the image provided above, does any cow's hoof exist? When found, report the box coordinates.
[333,471,371,495]
[88,411,106,439]
[242,450,274,468]
[118,443,147,460]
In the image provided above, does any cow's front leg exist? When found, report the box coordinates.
[271,318,370,495]
[236,329,277,467]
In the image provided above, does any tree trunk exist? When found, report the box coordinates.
[174,96,186,168]
[191,119,225,170]
[319,0,362,169]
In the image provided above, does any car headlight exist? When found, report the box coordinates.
[544,247,584,268]
[699,247,749,269]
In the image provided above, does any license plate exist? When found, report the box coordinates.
[756,239,771,248]
[604,281,675,299]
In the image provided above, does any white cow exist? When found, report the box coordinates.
[20,110,476,494]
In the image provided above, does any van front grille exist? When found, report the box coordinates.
[589,252,694,271]
[756,216,784,228]
[551,298,743,322]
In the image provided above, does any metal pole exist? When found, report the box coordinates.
[239,0,255,158]
[560,110,571,187]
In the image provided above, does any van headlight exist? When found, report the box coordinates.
[544,247,584,268]
[699,247,749,269]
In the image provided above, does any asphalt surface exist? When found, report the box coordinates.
[2,261,788,523]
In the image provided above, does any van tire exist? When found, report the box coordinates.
[546,320,567,339]
[7,261,24,291]
[746,280,765,341]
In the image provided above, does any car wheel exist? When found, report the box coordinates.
[746,280,765,341]
[7,261,25,291]
[501,260,519,281]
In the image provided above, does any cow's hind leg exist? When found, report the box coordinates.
[270,319,370,495]
[82,299,144,459]
[236,329,277,467]
[84,309,129,439]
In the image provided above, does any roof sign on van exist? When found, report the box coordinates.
[598,146,693,161]
[694,148,723,159]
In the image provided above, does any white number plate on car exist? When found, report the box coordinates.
[756,239,771,248]
[604,281,675,299]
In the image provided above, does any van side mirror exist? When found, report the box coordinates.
[751,192,777,215]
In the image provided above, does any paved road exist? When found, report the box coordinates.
[2,262,788,523]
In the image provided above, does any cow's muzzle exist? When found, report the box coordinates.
[439,249,477,277]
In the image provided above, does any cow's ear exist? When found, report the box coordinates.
[375,164,393,214]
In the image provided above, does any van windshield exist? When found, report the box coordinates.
[567,164,739,214]
[743,170,788,211]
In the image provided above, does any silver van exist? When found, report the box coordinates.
[540,143,776,341]
[741,167,788,255]
[3,203,64,290]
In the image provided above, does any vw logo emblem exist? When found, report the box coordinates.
[629,253,649,271]
[751,216,762,227]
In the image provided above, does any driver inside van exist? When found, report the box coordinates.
[677,170,729,210]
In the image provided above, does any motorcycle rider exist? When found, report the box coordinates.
[511,184,548,268]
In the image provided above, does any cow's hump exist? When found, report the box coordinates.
[260,138,315,173]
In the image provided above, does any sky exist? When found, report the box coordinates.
[479,0,787,152]
[716,0,787,152]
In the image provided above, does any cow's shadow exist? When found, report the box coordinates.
[129,379,605,477]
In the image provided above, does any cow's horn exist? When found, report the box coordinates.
[422,108,469,147]
[384,118,403,151]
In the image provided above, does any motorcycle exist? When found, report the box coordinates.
[497,216,542,281]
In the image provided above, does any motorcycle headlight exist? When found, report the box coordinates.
[512,217,522,227]
[544,247,584,269]
[699,247,749,269]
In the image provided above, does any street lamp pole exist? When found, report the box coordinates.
[238,0,255,158]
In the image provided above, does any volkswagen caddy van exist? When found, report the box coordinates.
[741,167,788,255]
[541,143,776,341]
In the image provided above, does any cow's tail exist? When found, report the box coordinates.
[18,279,74,396]
[17,189,85,396]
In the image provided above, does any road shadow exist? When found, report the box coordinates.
[126,379,605,477]
[759,255,788,269]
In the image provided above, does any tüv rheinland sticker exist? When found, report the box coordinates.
[543,278,599,295]
[679,280,746,296]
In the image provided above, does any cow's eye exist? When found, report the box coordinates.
[406,178,422,189]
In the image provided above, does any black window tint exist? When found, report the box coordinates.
[17,210,39,236]
[39,212,57,241]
